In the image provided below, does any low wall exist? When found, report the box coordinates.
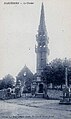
[47,89,63,100]
[0,88,63,100]
[0,87,22,100]
[0,89,7,99]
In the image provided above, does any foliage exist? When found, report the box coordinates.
[0,74,15,89]
[41,58,71,87]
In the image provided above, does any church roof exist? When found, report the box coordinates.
[17,65,33,79]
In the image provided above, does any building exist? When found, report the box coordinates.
[34,3,49,97]
[16,65,33,92]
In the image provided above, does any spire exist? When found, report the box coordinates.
[38,3,46,35]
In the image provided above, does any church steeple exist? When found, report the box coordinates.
[38,3,46,35]
[35,3,49,76]
[34,3,49,97]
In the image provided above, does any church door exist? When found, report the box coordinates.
[39,84,43,93]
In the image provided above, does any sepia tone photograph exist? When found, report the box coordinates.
[0,0,71,118]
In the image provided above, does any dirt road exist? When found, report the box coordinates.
[0,97,71,119]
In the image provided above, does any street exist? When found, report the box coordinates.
[0,97,71,119]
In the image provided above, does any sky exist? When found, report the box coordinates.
[0,0,71,78]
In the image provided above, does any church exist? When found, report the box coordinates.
[32,3,49,98]
[16,65,33,93]
[16,3,49,97]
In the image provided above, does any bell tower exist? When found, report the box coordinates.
[35,3,49,77]
[35,3,49,97]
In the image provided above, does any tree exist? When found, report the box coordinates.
[41,64,52,84]
[42,58,71,89]
[2,74,15,89]
[50,59,65,87]
[0,80,3,90]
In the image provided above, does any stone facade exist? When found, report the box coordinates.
[35,3,49,97]
[16,65,33,93]
[35,3,49,76]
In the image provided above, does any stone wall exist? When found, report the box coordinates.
[0,89,7,99]
[47,89,63,100]
[0,87,22,100]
